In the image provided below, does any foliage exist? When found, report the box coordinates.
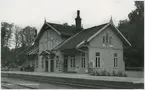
[118,1,144,67]
[1,22,37,67]
[63,23,69,26]
[8,63,18,68]
[90,70,127,77]
[19,26,37,47]
[1,22,14,47]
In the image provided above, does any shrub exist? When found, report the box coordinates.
[90,72,95,76]
[102,70,108,76]
[8,63,18,68]
[90,70,127,77]
[95,71,100,76]
[111,70,117,76]
[117,71,127,77]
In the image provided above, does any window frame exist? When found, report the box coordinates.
[81,53,86,68]
[103,36,105,44]
[114,53,118,67]
[70,56,75,68]
[95,52,100,68]
[109,37,112,44]
[56,56,59,68]
[42,57,44,68]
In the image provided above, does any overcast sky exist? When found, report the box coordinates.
[0,0,136,31]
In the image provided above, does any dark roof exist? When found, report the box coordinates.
[47,22,76,36]
[17,45,34,56]
[35,22,76,42]
[53,23,108,50]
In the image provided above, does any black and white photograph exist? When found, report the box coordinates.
[1,0,144,89]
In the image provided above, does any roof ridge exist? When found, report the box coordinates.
[47,22,75,28]
[84,23,109,31]
[53,23,108,50]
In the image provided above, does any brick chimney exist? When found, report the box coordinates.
[75,10,82,32]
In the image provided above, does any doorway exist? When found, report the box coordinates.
[64,55,68,72]
[50,60,54,72]
[45,60,48,72]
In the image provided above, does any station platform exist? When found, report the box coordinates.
[2,71,144,84]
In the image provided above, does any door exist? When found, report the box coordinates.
[50,60,54,72]
[45,60,48,72]
[64,55,68,72]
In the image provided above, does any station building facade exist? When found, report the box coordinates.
[26,10,131,74]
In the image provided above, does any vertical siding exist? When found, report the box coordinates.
[89,27,124,72]
[38,29,65,72]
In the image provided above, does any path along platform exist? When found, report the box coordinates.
[1,71,144,84]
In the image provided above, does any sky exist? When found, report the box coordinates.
[0,0,136,31]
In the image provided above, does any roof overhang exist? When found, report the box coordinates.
[34,22,61,42]
[26,46,39,55]
[39,50,54,56]
[76,22,131,48]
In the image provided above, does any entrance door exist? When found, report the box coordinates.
[45,60,48,72]
[50,60,54,72]
[64,55,68,72]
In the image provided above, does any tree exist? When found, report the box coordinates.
[20,26,37,47]
[1,22,38,67]
[1,22,14,67]
[13,26,22,48]
[1,22,13,47]
[118,1,144,67]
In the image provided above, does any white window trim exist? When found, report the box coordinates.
[114,53,118,68]
[81,53,86,68]
[95,52,101,68]
[70,56,75,68]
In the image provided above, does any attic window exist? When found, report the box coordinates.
[106,33,108,44]
[109,37,112,44]
[103,36,105,43]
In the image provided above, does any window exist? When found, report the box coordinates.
[109,37,112,44]
[103,33,113,45]
[96,52,100,67]
[103,36,105,43]
[82,53,85,68]
[71,57,73,67]
[70,56,75,68]
[56,56,59,68]
[73,58,75,67]
[114,53,118,67]
[42,57,44,68]
[64,55,68,68]
[106,33,108,44]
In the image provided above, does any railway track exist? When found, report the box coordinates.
[1,81,37,89]
[2,73,144,89]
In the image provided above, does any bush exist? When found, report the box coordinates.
[111,70,117,76]
[117,71,127,77]
[8,63,18,68]
[90,71,95,76]
[89,70,127,77]
[102,70,108,76]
